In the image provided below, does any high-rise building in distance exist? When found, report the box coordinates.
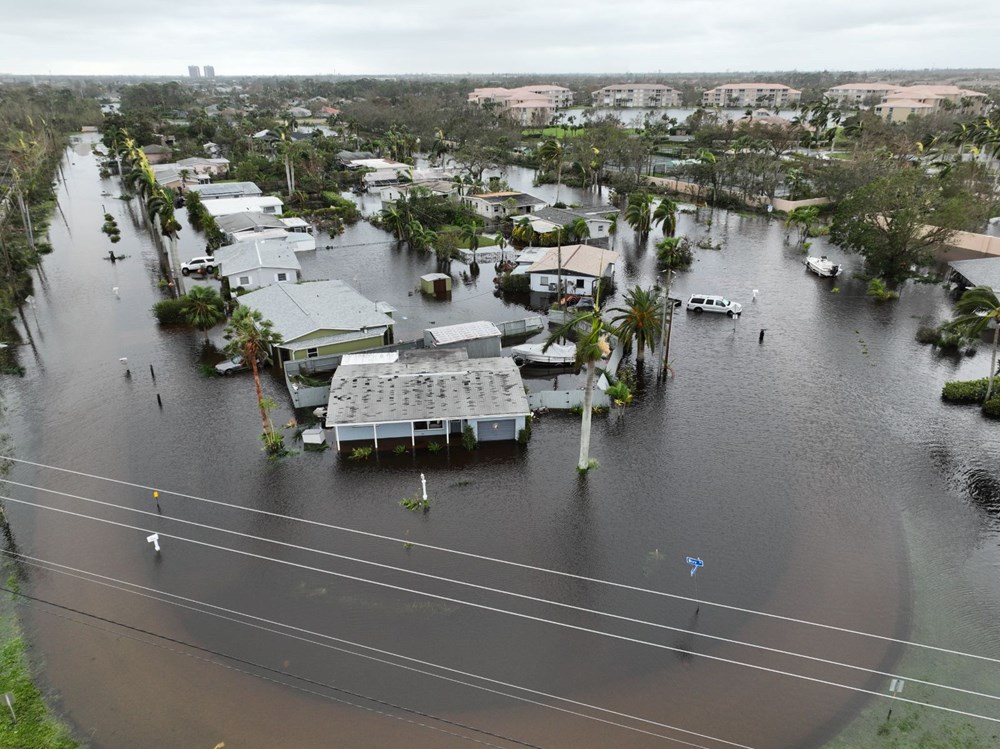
[188,65,201,79]
[204,65,215,78]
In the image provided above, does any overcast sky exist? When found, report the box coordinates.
[2,0,998,76]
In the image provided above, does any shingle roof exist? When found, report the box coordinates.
[239,280,393,344]
[214,239,301,277]
[949,258,1000,291]
[326,350,530,425]
[187,182,262,199]
[473,191,546,206]
[216,212,285,234]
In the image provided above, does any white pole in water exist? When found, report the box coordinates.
[420,473,427,502]
[146,533,160,552]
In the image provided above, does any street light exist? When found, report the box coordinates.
[658,269,676,381]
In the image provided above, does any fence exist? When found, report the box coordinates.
[528,389,611,410]
[496,316,544,338]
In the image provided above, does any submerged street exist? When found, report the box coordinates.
[0,135,998,748]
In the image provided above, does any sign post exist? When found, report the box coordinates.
[2,692,15,724]
[887,679,904,720]
[686,556,704,612]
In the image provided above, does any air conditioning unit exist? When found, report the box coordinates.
[548,283,557,291]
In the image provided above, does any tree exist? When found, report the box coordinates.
[652,198,677,237]
[223,307,285,453]
[565,217,590,243]
[656,236,693,270]
[951,286,1000,402]
[610,286,662,365]
[182,286,225,341]
[544,301,612,472]
[459,222,480,262]
[829,169,985,286]
[538,138,566,203]
[785,206,820,248]
[624,192,654,238]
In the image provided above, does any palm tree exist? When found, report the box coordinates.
[951,286,1000,402]
[381,205,408,242]
[565,217,590,244]
[459,222,480,262]
[146,188,182,257]
[544,300,612,472]
[653,198,677,237]
[224,307,285,452]
[624,192,654,238]
[610,286,662,365]
[538,138,565,203]
[183,285,225,341]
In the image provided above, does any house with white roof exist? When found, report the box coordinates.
[215,212,315,250]
[591,84,682,108]
[526,206,616,246]
[702,83,801,109]
[214,239,302,291]
[203,196,284,217]
[513,244,619,297]
[238,280,394,367]
[324,350,530,450]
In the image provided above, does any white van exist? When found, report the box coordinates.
[686,294,742,317]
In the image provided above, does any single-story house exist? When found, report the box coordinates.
[514,244,619,297]
[324,350,530,450]
[214,239,302,291]
[287,106,313,119]
[174,156,230,176]
[151,164,209,190]
[141,144,172,164]
[527,206,615,245]
[462,191,547,219]
[379,179,456,205]
[948,258,1000,294]
[203,196,284,217]
[215,212,315,250]
[238,279,394,367]
[423,321,502,358]
[186,182,263,200]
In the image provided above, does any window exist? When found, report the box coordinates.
[539,276,549,287]
[238,275,251,286]
[414,420,443,431]
[575,278,585,289]
[276,272,288,282]
[306,348,318,359]
[263,206,276,214]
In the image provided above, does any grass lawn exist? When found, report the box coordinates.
[0,577,78,749]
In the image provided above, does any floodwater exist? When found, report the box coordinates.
[1,137,998,749]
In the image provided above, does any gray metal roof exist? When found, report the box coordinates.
[326,350,530,425]
[214,239,301,277]
[216,212,286,234]
[949,258,1000,290]
[531,206,613,226]
[239,280,394,344]
[473,191,546,206]
[187,182,262,199]
[426,321,501,345]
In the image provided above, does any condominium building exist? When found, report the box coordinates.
[701,83,801,109]
[874,85,989,121]
[591,83,683,108]
[468,85,573,125]
[187,65,201,79]
[204,65,216,78]
[823,82,898,108]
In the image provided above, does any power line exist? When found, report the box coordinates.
[4,454,999,667]
[4,476,997,705]
[0,548,750,749]
[0,582,543,749]
[3,493,1000,727]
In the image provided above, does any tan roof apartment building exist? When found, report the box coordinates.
[701,83,802,108]
[591,83,683,108]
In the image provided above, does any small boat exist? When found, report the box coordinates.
[805,255,841,278]
[512,342,577,367]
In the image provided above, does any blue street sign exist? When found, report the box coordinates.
[686,557,704,567]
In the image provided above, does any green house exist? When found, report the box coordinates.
[238,280,395,368]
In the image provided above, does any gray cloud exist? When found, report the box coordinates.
[2,0,998,75]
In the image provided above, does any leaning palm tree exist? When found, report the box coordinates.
[146,187,182,257]
[183,285,225,341]
[223,307,285,453]
[610,286,662,365]
[544,299,612,472]
[459,222,481,263]
[538,138,565,203]
[951,286,1000,402]
[565,217,590,244]
[653,198,677,237]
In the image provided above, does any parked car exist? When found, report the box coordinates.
[215,355,249,376]
[181,256,216,275]
[686,294,743,317]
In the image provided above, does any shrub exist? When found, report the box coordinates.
[517,428,530,445]
[916,326,939,345]
[152,298,188,324]
[497,273,529,293]
[393,444,408,456]
[461,425,478,451]
[867,278,899,302]
[349,446,373,460]
[982,397,1000,419]
[656,237,693,270]
[427,441,442,453]
[941,378,996,404]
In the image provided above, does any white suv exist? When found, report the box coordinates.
[181,256,216,275]
[686,294,742,317]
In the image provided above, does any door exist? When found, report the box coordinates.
[477,419,516,442]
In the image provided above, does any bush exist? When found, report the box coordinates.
[461,425,478,451]
[427,441,443,453]
[867,278,899,302]
[152,298,188,324]
[982,397,1000,419]
[916,326,940,345]
[941,378,997,404]
[497,273,529,293]
[349,446,373,460]
[656,237,693,270]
